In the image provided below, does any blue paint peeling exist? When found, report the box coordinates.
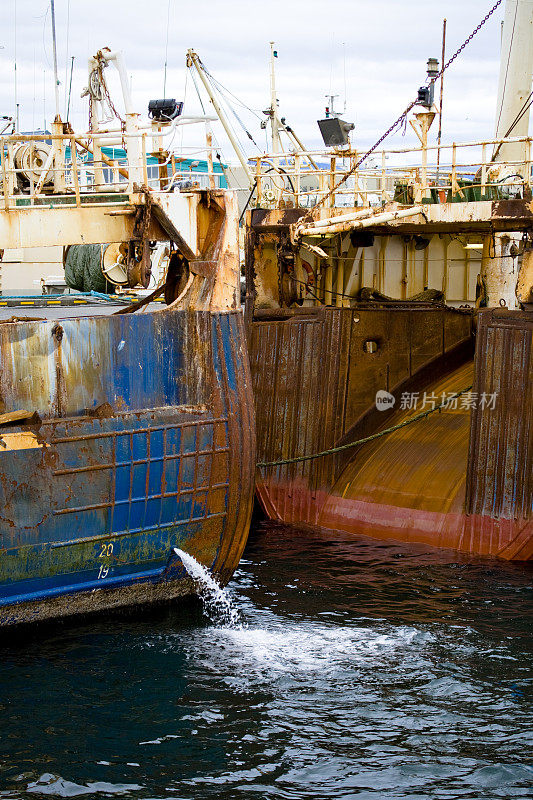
[0,308,243,620]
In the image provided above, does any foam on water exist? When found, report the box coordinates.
[171,549,435,688]
[174,548,241,627]
[200,621,435,688]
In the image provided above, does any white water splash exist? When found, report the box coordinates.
[174,548,241,627]
[202,622,435,687]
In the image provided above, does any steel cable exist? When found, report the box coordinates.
[257,385,473,467]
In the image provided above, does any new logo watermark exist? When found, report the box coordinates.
[375,390,396,411]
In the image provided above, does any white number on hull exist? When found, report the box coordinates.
[97,543,113,579]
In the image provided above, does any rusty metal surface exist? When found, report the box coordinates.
[249,200,533,235]
[251,306,473,526]
[252,304,531,560]
[517,248,533,304]
[466,308,533,554]
[320,307,533,560]
[319,363,473,547]
[0,307,255,626]
[0,307,208,420]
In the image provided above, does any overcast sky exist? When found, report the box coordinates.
[0,0,508,162]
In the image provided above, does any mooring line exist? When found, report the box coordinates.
[256,386,473,468]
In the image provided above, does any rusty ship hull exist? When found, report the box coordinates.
[235,0,533,561]
[0,305,255,627]
[0,43,259,626]
[246,192,533,561]
[214,0,533,560]
[251,305,532,560]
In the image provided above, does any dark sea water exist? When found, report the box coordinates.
[1,521,532,800]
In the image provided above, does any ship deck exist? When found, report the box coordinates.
[0,300,159,321]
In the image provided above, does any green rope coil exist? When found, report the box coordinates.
[64,244,114,295]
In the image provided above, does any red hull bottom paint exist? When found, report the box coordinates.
[255,479,533,561]
[320,496,533,561]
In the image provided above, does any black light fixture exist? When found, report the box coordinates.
[414,235,431,250]
[350,231,375,248]
[417,85,434,108]
[148,99,183,121]
[317,117,355,147]
[416,57,439,109]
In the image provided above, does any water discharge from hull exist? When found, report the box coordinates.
[173,548,241,627]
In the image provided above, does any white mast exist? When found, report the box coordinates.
[50,0,61,120]
[14,0,17,132]
[269,42,282,154]
[186,49,254,188]
[482,0,533,309]
[493,0,533,166]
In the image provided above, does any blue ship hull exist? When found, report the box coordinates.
[0,307,255,626]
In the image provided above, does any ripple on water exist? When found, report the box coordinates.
[0,523,531,800]
[25,774,142,797]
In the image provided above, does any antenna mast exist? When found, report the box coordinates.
[50,0,61,120]
[14,0,17,132]
[269,42,282,154]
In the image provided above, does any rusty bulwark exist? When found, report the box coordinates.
[465,308,533,557]
[251,305,473,526]
[0,307,255,626]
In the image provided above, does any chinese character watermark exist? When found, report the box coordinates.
[396,390,497,412]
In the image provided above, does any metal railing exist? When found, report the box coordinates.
[250,135,533,209]
[0,130,226,211]
[2,130,530,213]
